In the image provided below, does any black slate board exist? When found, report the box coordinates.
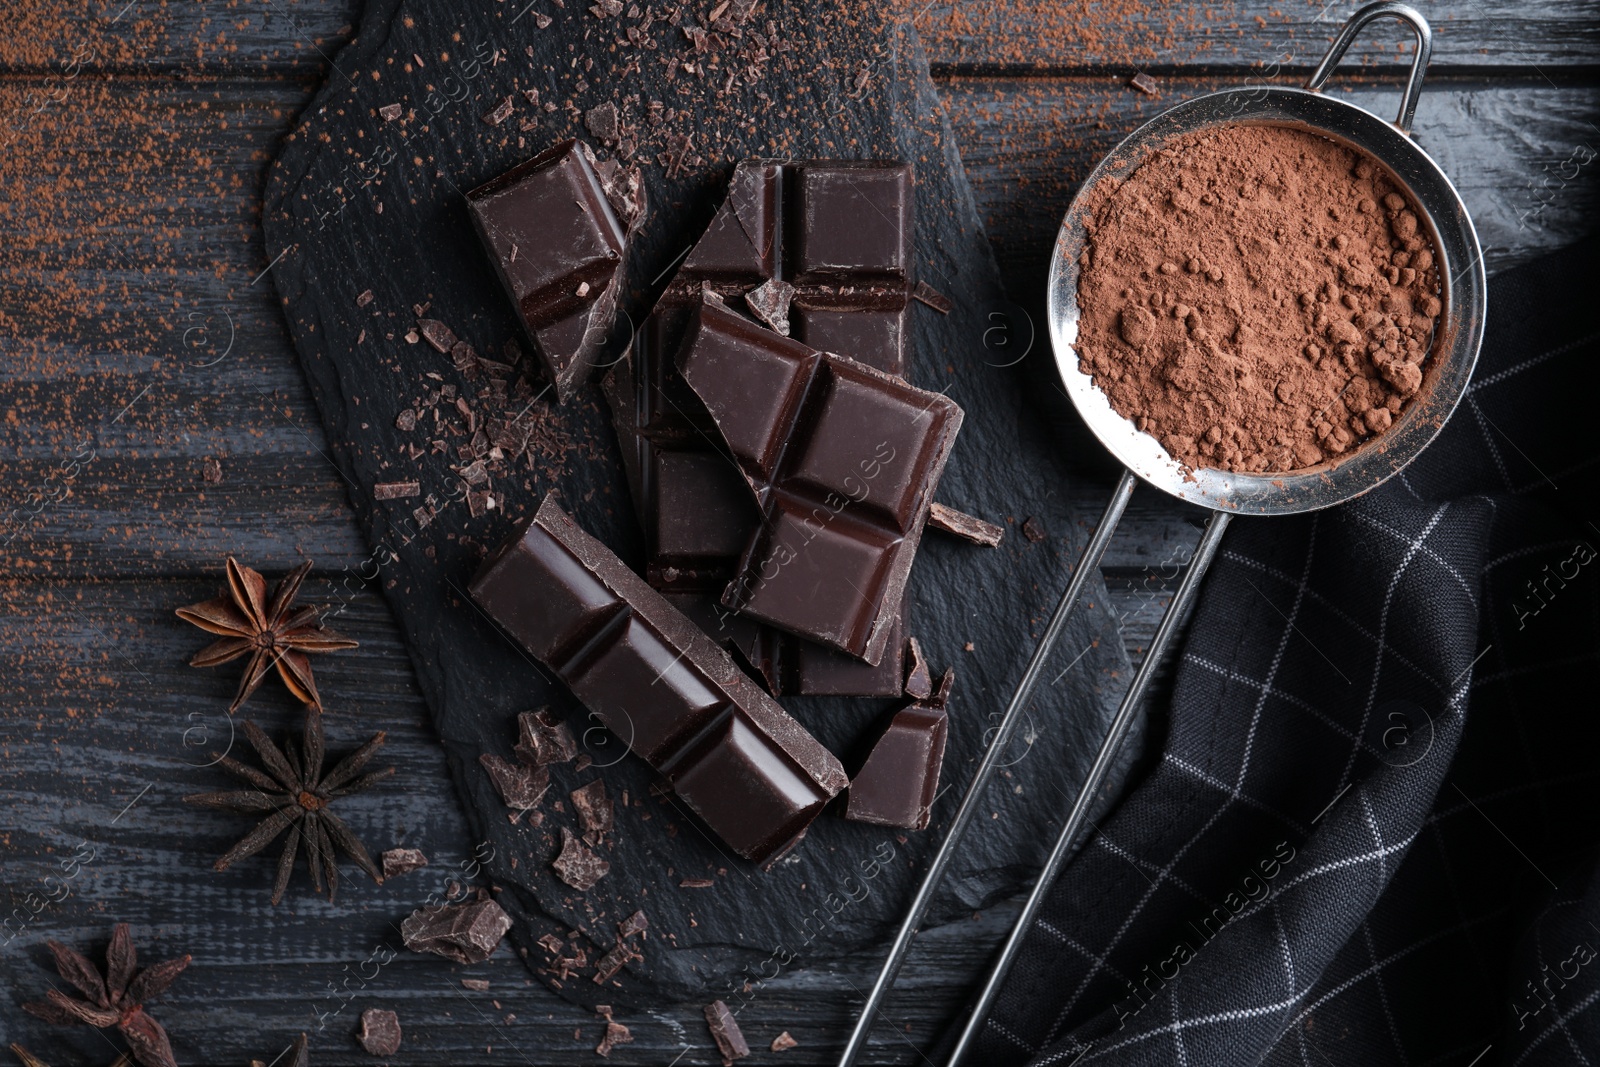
[263,0,1133,1007]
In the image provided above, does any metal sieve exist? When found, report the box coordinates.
[840,4,1485,1063]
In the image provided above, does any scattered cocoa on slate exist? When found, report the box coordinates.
[1076,123,1442,472]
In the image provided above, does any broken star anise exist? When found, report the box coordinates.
[21,923,190,1067]
[183,711,394,904]
[176,557,357,714]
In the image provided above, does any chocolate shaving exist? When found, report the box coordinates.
[374,481,420,501]
[927,502,1004,547]
[552,826,610,891]
[912,280,953,314]
[679,877,715,888]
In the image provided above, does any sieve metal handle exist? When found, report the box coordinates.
[1306,1,1433,134]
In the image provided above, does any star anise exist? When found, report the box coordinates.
[249,1034,309,1067]
[183,711,394,904]
[20,923,189,1067]
[176,557,357,713]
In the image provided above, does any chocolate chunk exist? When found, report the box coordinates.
[1022,516,1048,543]
[845,703,948,830]
[704,1000,751,1063]
[570,779,614,838]
[479,752,551,809]
[374,480,421,501]
[679,297,963,664]
[468,139,643,402]
[380,847,429,878]
[201,457,223,484]
[927,502,1004,547]
[593,940,637,983]
[461,978,491,991]
[596,1020,633,1056]
[357,1008,402,1056]
[418,317,457,353]
[468,494,849,863]
[904,636,932,700]
[912,280,953,314]
[771,1031,798,1052]
[401,896,511,964]
[515,707,578,765]
[482,94,516,126]
[585,101,619,142]
[1129,72,1161,96]
[552,826,610,890]
[378,103,402,122]
[617,909,649,938]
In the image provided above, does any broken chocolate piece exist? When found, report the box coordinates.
[468,494,850,863]
[845,702,948,831]
[468,139,643,402]
[1022,515,1048,543]
[596,1020,633,1056]
[461,978,491,991]
[593,940,637,983]
[678,296,964,664]
[704,999,751,1063]
[617,909,649,939]
[743,278,795,336]
[772,1031,798,1052]
[374,480,421,501]
[570,779,614,838]
[927,502,1004,547]
[479,752,550,809]
[1129,72,1161,96]
[515,707,578,765]
[400,895,511,964]
[904,636,932,700]
[380,847,429,878]
[552,826,610,891]
[357,1008,402,1057]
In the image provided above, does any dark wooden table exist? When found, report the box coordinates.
[2,2,1595,1063]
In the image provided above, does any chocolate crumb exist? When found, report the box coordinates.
[1129,72,1161,96]
[380,848,429,878]
[535,11,553,28]
[461,978,491,991]
[374,481,421,501]
[356,288,375,307]
[912,280,953,314]
[483,94,517,126]
[552,827,610,890]
[617,909,649,939]
[378,103,402,122]
[679,878,715,888]
[357,1008,402,1057]
[1021,516,1047,543]
[771,1031,798,1052]
[201,457,223,485]
[704,1000,750,1063]
[585,101,619,142]
[537,933,565,955]
[593,940,637,983]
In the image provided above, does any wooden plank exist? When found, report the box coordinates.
[5,1,1595,77]
[916,0,1600,73]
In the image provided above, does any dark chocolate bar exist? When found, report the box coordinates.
[679,296,963,664]
[845,668,954,830]
[468,140,644,403]
[468,493,848,864]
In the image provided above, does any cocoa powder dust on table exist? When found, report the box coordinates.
[1075,122,1443,473]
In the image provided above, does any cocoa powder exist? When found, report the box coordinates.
[1075,122,1442,472]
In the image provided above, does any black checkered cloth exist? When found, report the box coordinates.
[974,237,1600,1066]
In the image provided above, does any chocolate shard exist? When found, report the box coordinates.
[400,895,511,964]
[467,139,644,402]
[904,636,932,700]
[704,999,751,1063]
[570,778,614,839]
[468,494,848,864]
[744,278,795,336]
[479,752,551,809]
[927,501,1004,547]
[593,940,637,984]
[617,909,649,939]
[515,707,578,765]
[552,826,610,891]
[678,296,964,664]
[380,847,429,879]
[357,1008,403,1057]
[845,702,948,830]
[596,1019,633,1056]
